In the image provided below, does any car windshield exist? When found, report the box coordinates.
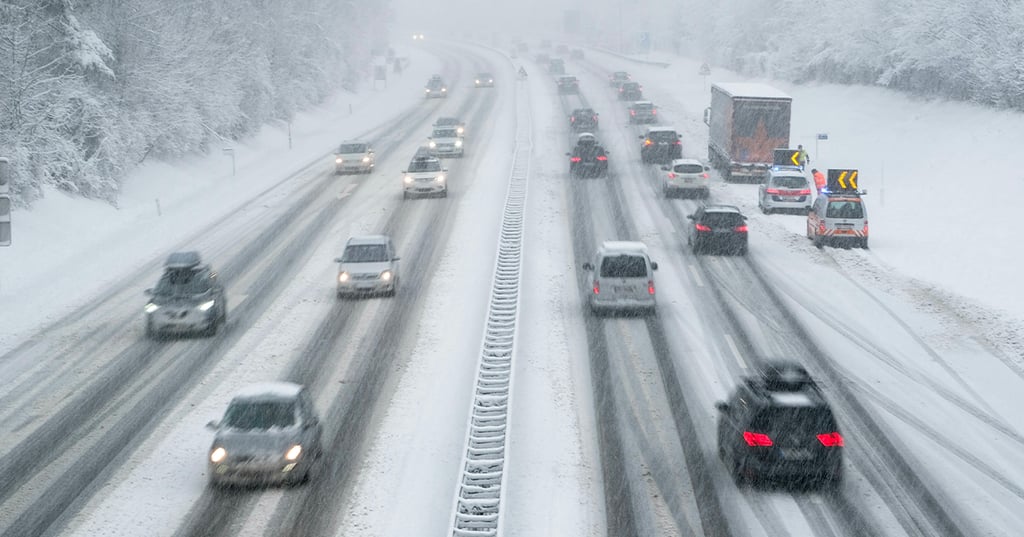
[772,176,807,188]
[432,128,457,138]
[435,118,459,126]
[477,73,491,78]
[408,159,441,172]
[600,254,647,278]
[633,103,654,111]
[622,82,639,90]
[826,200,864,219]
[700,212,744,228]
[337,143,367,153]
[223,400,296,430]
[648,131,678,142]
[342,244,389,263]
[673,164,704,174]
[152,268,210,296]
[751,407,836,436]
[427,80,443,89]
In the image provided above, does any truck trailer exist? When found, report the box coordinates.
[704,83,792,182]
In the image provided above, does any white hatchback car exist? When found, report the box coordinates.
[662,158,710,199]
[334,235,400,297]
[581,241,658,316]
[402,155,448,198]
[333,141,375,174]
[428,126,464,158]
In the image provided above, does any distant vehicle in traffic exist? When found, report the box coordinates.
[206,382,324,487]
[581,241,658,316]
[662,158,711,199]
[639,127,682,164]
[570,49,585,60]
[433,116,465,136]
[144,251,227,338]
[556,75,580,94]
[759,166,813,214]
[402,154,448,199]
[334,235,400,297]
[628,101,658,124]
[716,361,844,488]
[608,71,631,87]
[333,141,375,174]
[618,81,643,100]
[686,204,749,255]
[425,75,448,98]
[569,108,599,131]
[548,58,566,75]
[428,126,464,158]
[474,72,495,88]
[705,83,792,182]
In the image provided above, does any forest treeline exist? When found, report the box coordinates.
[0,0,389,205]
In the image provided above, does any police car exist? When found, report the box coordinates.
[759,165,813,214]
[806,169,868,249]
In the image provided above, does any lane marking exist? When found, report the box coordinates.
[724,333,747,371]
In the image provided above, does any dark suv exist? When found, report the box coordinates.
[566,133,608,179]
[144,252,227,338]
[686,204,749,255]
[618,81,643,100]
[639,127,682,164]
[569,108,599,131]
[716,361,844,488]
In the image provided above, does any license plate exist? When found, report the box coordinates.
[834,229,854,235]
[613,286,634,292]
[781,448,812,460]
[683,178,694,183]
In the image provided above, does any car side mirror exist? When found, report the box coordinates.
[144,288,153,296]
[638,135,644,139]
[443,168,449,172]
[392,256,401,261]
[400,170,407,174]
[715,401,729,413]
[305,417,319,428]
[334,257,343,263]
[703,107,711,126]
[565,152,571,156]
[660,166,669,171]
[206,420,220,431]
[650,262,658,270]
[704,166,710,171]
[686,214,695,220]
[582,262,594,271]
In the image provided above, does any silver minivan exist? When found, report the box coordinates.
[581,241,658,316]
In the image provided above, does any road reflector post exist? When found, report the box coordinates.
[0,157,11,247]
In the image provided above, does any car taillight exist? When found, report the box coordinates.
[766,188,780,195]
[592,115,598,121]
[644,139,653,146]
[571,116,576,122]
[863,222,869,235]
[817,432,844,447]
[702,173,709,178]
[673,140,682,145]
[647,280,655,295]
[734,224,749,233]
[818,221,826,234]
[695,223,712,232]
[651,109,657,114]
[630,110,636,116]
[592,280,600,294]
[570,157,582,163]
[798,189,811,195]
[596,155,608,161]
[743,431,773,446]
[667,172,676,179]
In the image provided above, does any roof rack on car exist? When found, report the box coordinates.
[755,360,817,392]
[164,251,202,270]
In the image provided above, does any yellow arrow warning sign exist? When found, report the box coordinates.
[790,151,800,166]
[827,169,860,192]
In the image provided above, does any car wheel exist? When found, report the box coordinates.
[738,245,749,256]
[388,278,398,297]
[813,235,824,249]
[145,318,158,339]
[861,238,869,249]
[202,318,218,338]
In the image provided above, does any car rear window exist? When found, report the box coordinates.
[648,131,678,141]
[600,254,648,278]
[826,200,864,219]
[772,176,807,189]
[751,407,836,435]
[673,163,704,174]
[154,268,210,296]
[701,212,744,227]
[224,400,296,430]
[338,143,367,153]
[342,244,388,263]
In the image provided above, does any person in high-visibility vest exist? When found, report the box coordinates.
[796,144,810,169]
[812,168,826,193]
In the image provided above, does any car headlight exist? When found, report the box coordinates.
[475,79,480,84]
[404,175,414,184]
[425,88,430,93]
[338,272,350,283]
[441,88,447,92]
[456,127,464,134]
[436,174,445,183]
[335,157,343,164]
[429,141,437,148]
[380,270,393,281]
[454,139,463,148]
[210,447,227,463]
[285,445,302,461]
[198,300,216,311]
[144,303,160,313]
[362,156,370,163]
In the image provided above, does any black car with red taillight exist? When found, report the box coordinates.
[569,108,599,131]
[686,204,748,255]
[639,127,682,164]
[566,133,608,178]
[715,360,844,488]
[618,81,643,100]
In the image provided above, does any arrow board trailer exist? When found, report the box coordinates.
[705,83,792,183]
